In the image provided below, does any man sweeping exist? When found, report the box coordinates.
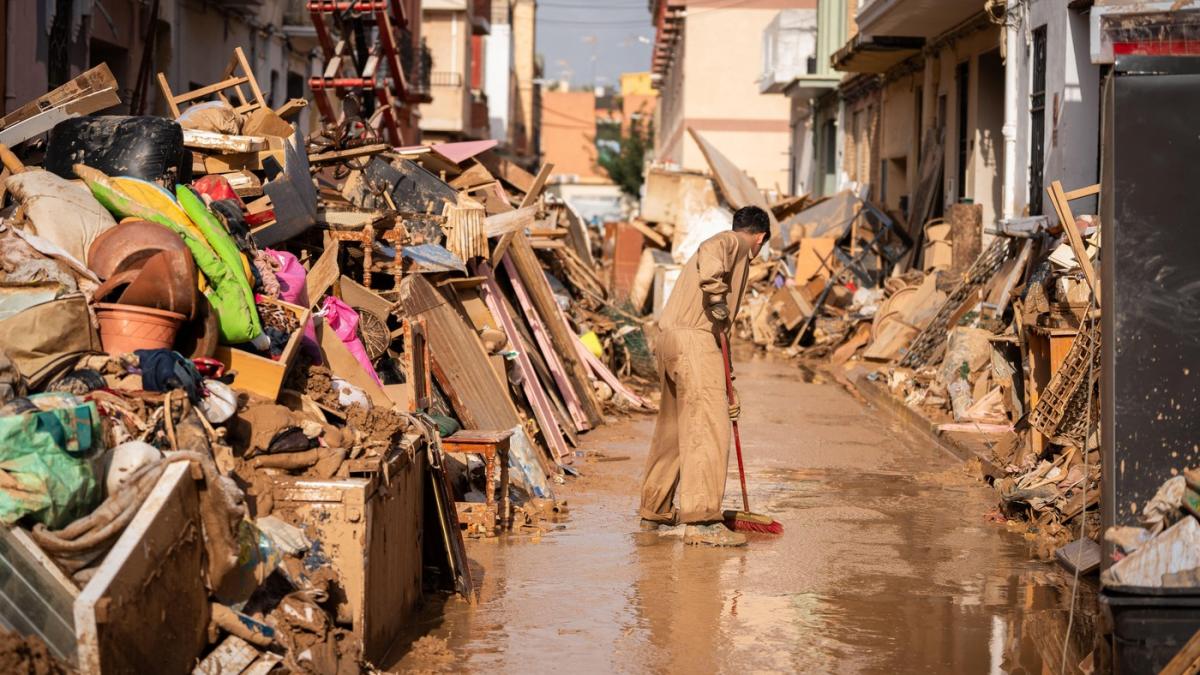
[639,205,770,547]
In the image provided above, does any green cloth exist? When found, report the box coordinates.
[0,396,101,528]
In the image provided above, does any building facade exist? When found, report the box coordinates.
[420,0,490,141]
[0,0,439,141]
[649,0,802,192]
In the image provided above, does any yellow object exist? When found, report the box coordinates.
[111,176,253,285]
[580,331,603,358]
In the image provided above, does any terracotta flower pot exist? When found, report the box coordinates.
[94,303,185,356]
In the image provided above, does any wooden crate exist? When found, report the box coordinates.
[75,461,209,673]
[268,435,426,662]
[214,298,310,401]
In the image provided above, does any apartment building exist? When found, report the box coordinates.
[3,1,315,122]
[649,0,800,192]
[420,0,491,141]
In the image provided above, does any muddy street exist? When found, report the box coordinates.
[388,354,1098,673]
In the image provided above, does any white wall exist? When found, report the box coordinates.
[1012,0,1102,220]
[485,23,513,142]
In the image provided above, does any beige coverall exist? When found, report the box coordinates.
[640,231,751,524]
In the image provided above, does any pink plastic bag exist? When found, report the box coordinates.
[265,249,321,363]
[321,296,382,386]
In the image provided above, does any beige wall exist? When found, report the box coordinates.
[512,0,538,156]
[928,25,1003,227]
[541,90,605,182]
[879,73,918,211]
[655,5,800,191]
[421,9,472,134]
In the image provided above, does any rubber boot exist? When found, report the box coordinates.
[683,523,747,547]
[640,519,664,532]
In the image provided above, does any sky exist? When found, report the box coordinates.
[536,1,655,89]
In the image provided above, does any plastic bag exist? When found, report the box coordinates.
[321,297,382,385]
[0,395,102,529]
[45,116,189,184]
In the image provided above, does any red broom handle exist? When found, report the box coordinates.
[719,332,750,513]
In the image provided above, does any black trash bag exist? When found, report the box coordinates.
[45,116,190,185]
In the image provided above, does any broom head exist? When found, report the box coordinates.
[724,510,783,535]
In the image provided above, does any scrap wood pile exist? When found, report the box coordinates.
[0,50,652,673]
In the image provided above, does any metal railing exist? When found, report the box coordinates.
[431,71,464,87]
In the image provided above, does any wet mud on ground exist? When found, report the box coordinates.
[387,352,1099,673]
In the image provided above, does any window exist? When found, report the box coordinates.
[1029,26,1047,215]
[955,60,970,201]
[287,72,305,101]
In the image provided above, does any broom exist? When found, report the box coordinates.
[719,332,783,535]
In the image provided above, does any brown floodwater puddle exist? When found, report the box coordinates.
[384,362,1099,674]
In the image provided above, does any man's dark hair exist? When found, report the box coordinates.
[732,206,770,235]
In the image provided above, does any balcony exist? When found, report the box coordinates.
[431,71,464,88]
[856,0,982,40]
[760,9,818,94]
[282,0,317,39]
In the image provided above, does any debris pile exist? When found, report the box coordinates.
[631,128,1103,561]
[0,49,649,672]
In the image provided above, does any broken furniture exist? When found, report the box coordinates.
[0,461,208,673]
[266,435,425,663]
[156,47,267,120]
[307,0,424,146]
[443,429,513,537]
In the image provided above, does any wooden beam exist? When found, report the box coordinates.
[1047,180,1101,307]
[518,163,554,209]
[503,233,605,426]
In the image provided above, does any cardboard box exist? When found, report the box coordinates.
[793,237,838,282]
[214,298,309,401]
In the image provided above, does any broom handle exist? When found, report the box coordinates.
[719,332,750,514]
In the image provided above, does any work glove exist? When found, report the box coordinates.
[729,387,741,421]
[708,302,730,322]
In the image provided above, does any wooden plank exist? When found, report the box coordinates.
[480,154,536,194]
[687,128,779,237]
[478,263,571,463]
[182,129,266,153]
[485,205,537,238]
[315,319,393,408]
[398,275,522,431]
[572,332,652,410]
[307,143,389,165]
[0,89,120,148]
[75,461,208,674]
[501,253,591,432]
[1,63,116,131]
[518,163,554,209]
[339,274,395,319]
[305,240,340,303]
[1063,183,1100,201]
[1047,180,1101,306]
[627,219,667,248]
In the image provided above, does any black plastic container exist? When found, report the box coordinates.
[1101,588,1200,674]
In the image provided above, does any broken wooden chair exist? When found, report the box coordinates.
[1046,181,1101,307]
[156,46,268,119]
